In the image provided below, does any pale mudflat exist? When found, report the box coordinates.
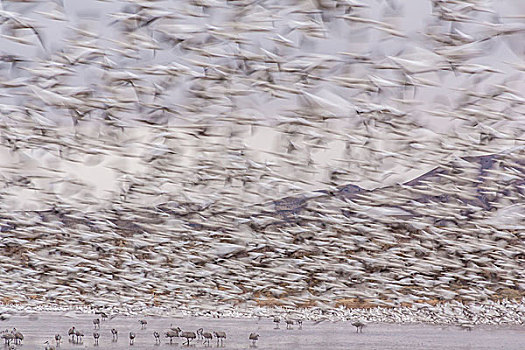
[2,313,525,350]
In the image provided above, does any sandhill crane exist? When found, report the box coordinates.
[111,328,118,341]
[165,328,180,344]
[352,320,365,333]
[55,334,61,346]
[2,332,14,345]
[67,327,75,341]
[74,330,84,343]
[196,328,203,340]
[139,320,147,329]
[202,331,213,346]
[129,332,136,345]
[249,333,259,346]
[286,320,294,329]
[169,326,181,334]
[93,318,100,329]
[153,331,160,344]
[214,331,226,346]
[93,331,100,345]
[97,311,108,321]
[44,340,56,350]
[12,328,23,344]
[180,331,196,345]
[273,317,280,329]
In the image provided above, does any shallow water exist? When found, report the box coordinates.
[1,313,525,349]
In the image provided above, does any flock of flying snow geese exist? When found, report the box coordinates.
[0,0,523,346]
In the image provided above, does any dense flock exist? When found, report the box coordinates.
[0,0,523,328]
